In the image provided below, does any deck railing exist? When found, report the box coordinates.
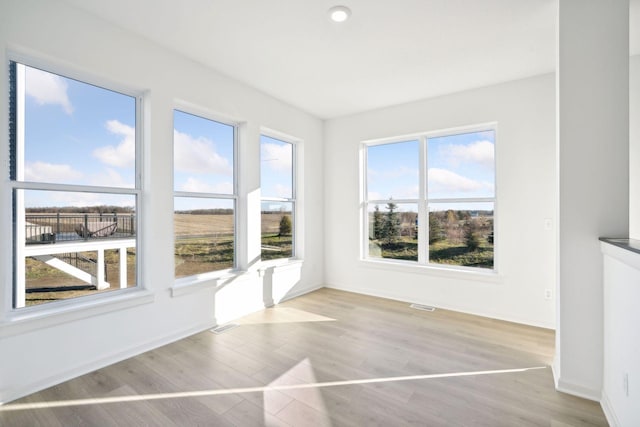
[25,213,136,244]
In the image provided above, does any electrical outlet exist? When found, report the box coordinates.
[624,373,629,397]
[544,289,552,300]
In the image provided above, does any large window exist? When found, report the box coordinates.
[9,62,140,308]
[364,126,496,270]
[260,135,295,260]
[173,110,236,278]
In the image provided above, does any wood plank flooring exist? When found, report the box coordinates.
[0,288,608,426]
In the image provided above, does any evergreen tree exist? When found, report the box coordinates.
[372,205,384,239]
[464,220,481,251]
[279,215,292,236]
[383,200,400,243]
[429,212,445,244]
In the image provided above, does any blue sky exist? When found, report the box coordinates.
[20,64,292,213]
[260,135,293,200]
[367,130,495,206]
[22,65,136,208]
[173,110,234,194]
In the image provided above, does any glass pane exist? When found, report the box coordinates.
[367,202,418,262]
[174,197,235,278]
[261,135,293,199]
[427,130,495,199]
[428,202,494,269]
[14,189,137,308]
[174,110,234,194]
[261,201,293,260]
[367,140,419,201]
[19,63,136,187]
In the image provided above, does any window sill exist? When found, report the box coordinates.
[171,269,239,297]
[0,288,154,339]
[258,258,304,275]
[358,258,502,283]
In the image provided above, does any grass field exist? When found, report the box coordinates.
[25,250,136,306]
[370,237,494,269]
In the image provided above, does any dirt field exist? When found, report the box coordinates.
[173,213,287,234]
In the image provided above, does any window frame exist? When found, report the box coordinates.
[362,123,498,273]
[6,58,145,314]
[172,107,239,283]
[260,130,299,262]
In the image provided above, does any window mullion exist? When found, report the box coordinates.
[418,136,428,265]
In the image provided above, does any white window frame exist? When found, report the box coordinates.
[362,123,497,273]
[172,107,239,285]
[260,130,299,262]
[6,58,144,314]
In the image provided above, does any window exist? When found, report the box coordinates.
[364,126,496,270]
[173,110,236,278]
[260,134,295,260]
[9,61,140,308]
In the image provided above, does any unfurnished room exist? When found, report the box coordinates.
[1,0,639,426]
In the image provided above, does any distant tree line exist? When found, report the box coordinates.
[26,205,135,214]
[175,209,234,215]
[372,201,494,251]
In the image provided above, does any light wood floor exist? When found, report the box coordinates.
[0,288,608,426]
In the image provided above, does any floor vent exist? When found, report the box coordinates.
[410,303,436,312]
[210,323,239,334]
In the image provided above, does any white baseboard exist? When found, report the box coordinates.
[555,377,602,402]
[600,391,620,427]
[324,282,555,330]
[1,319,216,405]
[275,283,324,304]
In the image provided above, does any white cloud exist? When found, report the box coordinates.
[180,177,233,194]
[261,142,292,173]
[428,168,493,194]
[174,130,232,176]
[47,192,132,208]
[24,161,83,183]
[25,67,73,115]
[89,168,133,188]
[441,140,494,169]
[93,120,136,168]
[273,184,292,198]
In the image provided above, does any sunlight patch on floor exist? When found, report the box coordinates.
[236,307,335,325]
[0,366,547,412]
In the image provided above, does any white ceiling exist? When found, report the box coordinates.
[64,0,639,119]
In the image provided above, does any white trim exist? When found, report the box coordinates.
[259,132,299,261]
[171,269,238,297]
[358,258,501,283]
[555,377,602,402]
[324,282,554,330]
[362,121,499,146]
[361,123,497,273]
[600,391,621,427]
[7,46,145,101]
[7,59,143,312]
[172,108,239,277]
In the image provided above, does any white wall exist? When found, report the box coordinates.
[631,54,640,240]
[601,242,640,427]
[0,0,324,403]
[555,0,629,401]
[324,73,557,329]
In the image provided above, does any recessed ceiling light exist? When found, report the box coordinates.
[328,6,351,23]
